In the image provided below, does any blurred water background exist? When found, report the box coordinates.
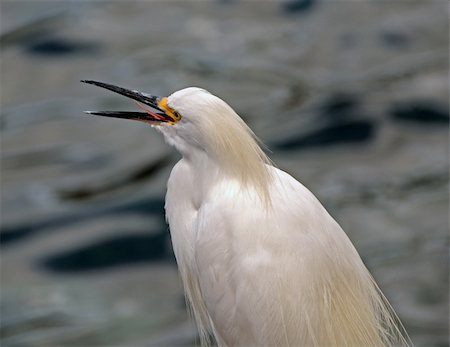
[1,1,449,346]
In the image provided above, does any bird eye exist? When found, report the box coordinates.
[173,111,182,121]
[158,97,181,124]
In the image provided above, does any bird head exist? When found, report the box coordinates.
[81,80,256,156]
[81,80,209,153]
[82,80,272,200]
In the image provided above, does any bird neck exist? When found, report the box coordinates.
[182,147,221,182]
[159,104,274,204]
[175,148,221,207]
[180,138,273,206]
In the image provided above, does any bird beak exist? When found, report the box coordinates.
[81,80,176,124]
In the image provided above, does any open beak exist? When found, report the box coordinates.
[81,80,174,124]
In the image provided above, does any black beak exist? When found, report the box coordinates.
[81,80,173,123]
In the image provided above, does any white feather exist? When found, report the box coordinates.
[160,88,409,347]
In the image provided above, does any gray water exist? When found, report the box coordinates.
[1,1,449,346]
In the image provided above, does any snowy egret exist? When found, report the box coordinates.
[81,80,409,347]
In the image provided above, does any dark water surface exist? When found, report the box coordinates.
[1,1,448,346]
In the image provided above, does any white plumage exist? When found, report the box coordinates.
[82,81,409,347]
[160,88,408,347]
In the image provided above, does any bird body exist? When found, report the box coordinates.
[165,150,397,347]
[82,81,409,347]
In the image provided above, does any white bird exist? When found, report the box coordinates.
[82,80,410,347]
